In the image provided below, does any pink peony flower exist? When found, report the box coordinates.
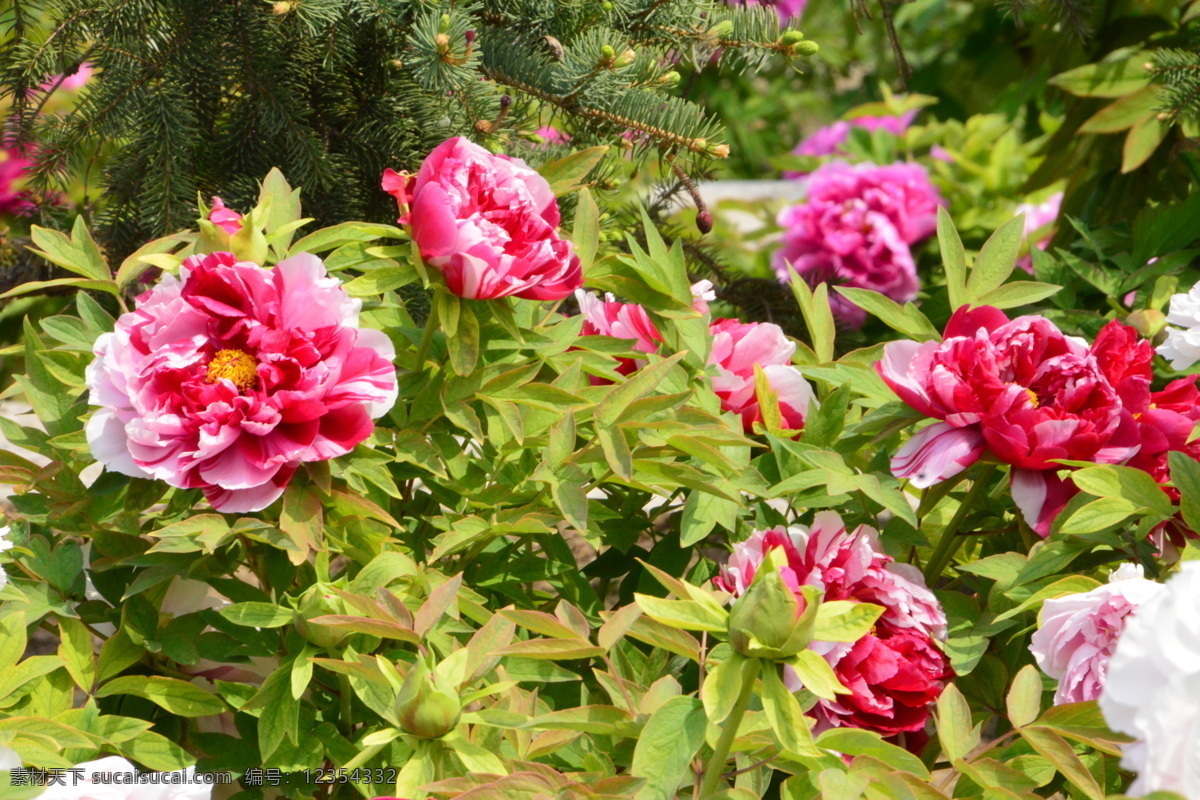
[715,512,952,740]
[708,318,815,433]
[382,137,581,301]
[41,62,94,93]
[877,307,1145,535]
[575,281,715,381]
[208,196,244,235]
[774,161,940,328]
[534,126,571,146]
[1015,192,1062,274]
[729,0,807,23]
[0,147,34,216]
[1030,564,1164,705]
[787,111,917,170]
[86,251,399,512]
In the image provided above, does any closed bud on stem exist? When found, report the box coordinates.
[706,142,731,158]
[1126,309,1167,340]
[728,549,821,659]
[600,44,616,66]
[614,49,636,68]
[434,32,451,49]
[395,658,462,739]
[438,13,451,33]
[293,584,349,650]
[793,40,820,56]
[658,70,681,88]
[780,30,806,46]
[696,210,713,234]
[271,1,293,14]
[229,208,270,266]
[464,30,476,45]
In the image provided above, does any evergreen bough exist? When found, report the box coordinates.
[1,0,817,257]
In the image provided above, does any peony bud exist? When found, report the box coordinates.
[1126,309,1167,340]
[696,210,714,235]
[727,549,820,659]
[395,659,462,739]
[293,584,350,650]
[229,210,270,265]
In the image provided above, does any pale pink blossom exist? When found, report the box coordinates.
[787,111,917,172]
[86,251,398,512]
[708,318,815,433]
[1030,563,1164,705]
[1015,192,1062,274]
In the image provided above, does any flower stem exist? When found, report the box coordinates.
[338,673,354,737]
[412,299,440,371]
[699,657,761,799]
[923,464,997,584]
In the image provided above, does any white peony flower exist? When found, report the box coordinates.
[1157,282,1200,370]
[35,756,212,800]
[0,525,14,553]
[1099,562,1200,798]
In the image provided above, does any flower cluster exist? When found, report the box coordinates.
[575,286,815,433]
[1030,563,1163,705]
[86,251,399,512]
[383,136,581,301]
[1100,563,1200,798]
[878,306,1171,535]
[716,512,952,741]
[774,161,941,327]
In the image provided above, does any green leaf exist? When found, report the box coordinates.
[631,696,708,800]
[1057,496,1139,534]
[523,705,637,735]
[290,222,405,255]
[1007,664,1043,728]
[1122,115,1169,173]
[493,637,605,660]
[966,215,1026,302]
[1079,87,1158,134]
[95,676,226,717]
[0,613,27,673]
[760,663,820,756]
[119,730,195,771]
[598,425,633,480]
[0,277,118,300]
[813,601,884,643]
[834,288,940,341]
[97,630,144,683]
[995,575,1103,622]
[935,682,978,761]
[939,206,968,310]
[1169,451,1200,534]
[538,146,609,195]
[815,728,931,778]
[573,187,600,272]
[975,281,1062,310]
[28,220,109,281]
[594,352,687,428]
[785,650,847,701]
[789,277,836,362]
[250,664,300,760]
[219,602,295,628]
[115,233,192,288]
[1070,465,1172,517]
[634,594,727,632]
[57,617,96,692]
[702,653,751,724]
[1020,727,1103,800]
[448,302,481,376]
[1050,57,1153,97]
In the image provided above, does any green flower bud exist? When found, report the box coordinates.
[658,71,681,88]
[293,583,349,650]
[600,44,616,62]
[229,208,269,265]
[1126,309,1167,341]
[195,219,230,255]
[780,30,806,46]
[613,48,636,68]
[438,13,451,33]
[727,549,820,659]
[793,40,819,56]
[395,659,462,739]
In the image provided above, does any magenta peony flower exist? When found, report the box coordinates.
[787,111,917,170]
[1031,564,1163,705]
[876,307,1145,535]
[382,137,581,301]
[208,197,244,235]
[86,251,399,512]
[0,147,34,216]
[774,161,940,328]
[728,0,807,22]
[533,126,571,146]
[715,512,952,740]
[708,318,815,433]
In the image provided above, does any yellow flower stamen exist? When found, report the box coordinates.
[206,349,258,390]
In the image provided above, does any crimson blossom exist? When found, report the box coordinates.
[715,511,953,743]
[86,251,399,512]
[382,136,581,301]
[876,306,1149,536]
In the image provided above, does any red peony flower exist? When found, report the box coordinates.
[877,307,1143,535]
[86,251,399,512]
[715,512,953,743]
[382,137,581,301]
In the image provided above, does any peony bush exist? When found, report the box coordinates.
[0,130,1198,800]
